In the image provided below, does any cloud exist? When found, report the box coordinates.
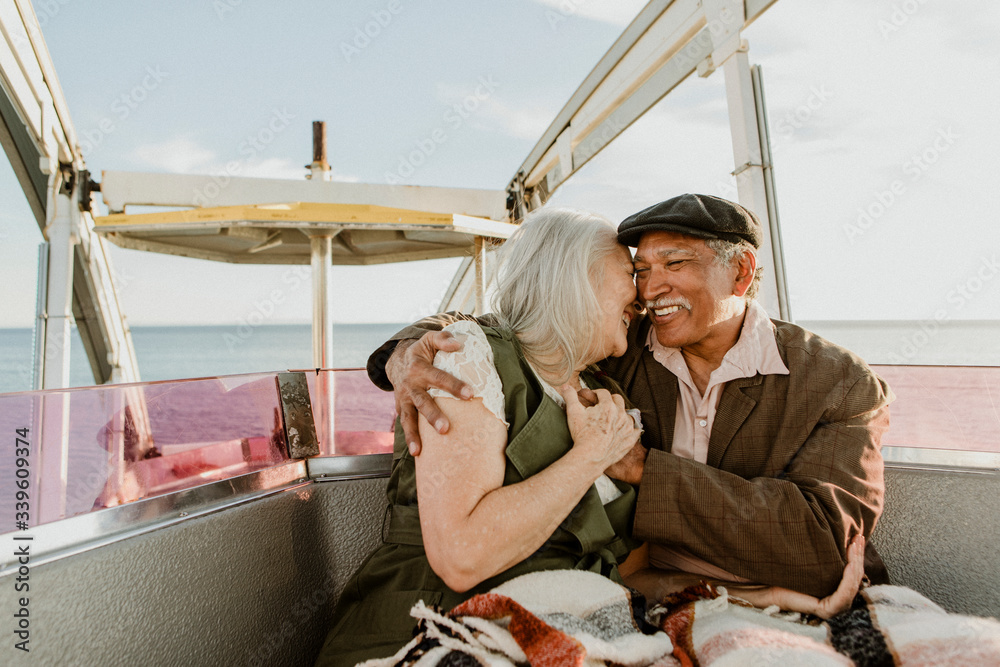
[431,79,556,142]
[472,97,555,141]
[238,157,306,180]
[531,0,648,27]
[131,138,361,182]
[133,137,216,173]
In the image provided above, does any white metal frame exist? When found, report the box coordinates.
[0,0,140,389]
[100,170,508,220]
[506,0,788,318]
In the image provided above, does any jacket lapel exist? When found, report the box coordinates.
[643,352,678,453]
[707,375,763,467]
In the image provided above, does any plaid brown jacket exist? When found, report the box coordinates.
[600,315,892,597]
[368,312,893,598]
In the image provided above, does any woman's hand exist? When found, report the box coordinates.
[560,385,642,472]
[625,536,867,621]
[725,535,867,619]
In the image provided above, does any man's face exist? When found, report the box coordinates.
[632,230,742,350]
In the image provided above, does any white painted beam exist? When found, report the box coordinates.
[101,170,509,221]
[512,0,780,204]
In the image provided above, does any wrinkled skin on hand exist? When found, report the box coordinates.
[577,387,647,484]
[560,385,642,470]
[386,332,473,456]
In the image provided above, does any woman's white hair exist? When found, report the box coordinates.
[491,207,622,384]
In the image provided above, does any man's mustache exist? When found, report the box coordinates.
[644,297,692,311]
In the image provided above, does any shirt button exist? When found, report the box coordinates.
[699,419,708,427]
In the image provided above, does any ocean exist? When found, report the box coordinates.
[0,323,408,395]
[6,320,1000,395]
[2,320,998,454]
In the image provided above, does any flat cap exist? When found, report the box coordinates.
[617,193,762,248]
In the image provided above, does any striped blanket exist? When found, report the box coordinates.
[358,570,1000,666]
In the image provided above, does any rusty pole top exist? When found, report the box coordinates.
[309,120,331,180]
[312,121,328,165]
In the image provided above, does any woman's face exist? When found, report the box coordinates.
[590,244,639,361]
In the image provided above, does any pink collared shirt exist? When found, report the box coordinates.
[645,300,790,581]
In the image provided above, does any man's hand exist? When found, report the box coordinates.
[386,332,474,456]
[604,442,647,485]
[576,387,647,484]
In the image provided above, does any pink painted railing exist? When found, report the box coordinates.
[303,369,397,456]
[873,365,1000,453]
[3,364,995,531]
[0,368,399,529]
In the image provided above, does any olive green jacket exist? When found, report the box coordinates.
[317,325,637,667]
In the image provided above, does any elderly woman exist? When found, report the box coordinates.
[316,208,645,665]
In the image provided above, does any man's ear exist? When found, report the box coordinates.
[733,250,756,297]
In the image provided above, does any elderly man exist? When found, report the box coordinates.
[369,194,892,599]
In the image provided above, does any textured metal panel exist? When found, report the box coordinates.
[871,466,1000,618]
[312,476,389,610]
[0,460,308,575]
[2,459,995,667]
[0,472,388,666]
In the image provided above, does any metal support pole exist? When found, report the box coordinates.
[722,49,788,320]
[752,64,792,322]
[32,242,50,391]
[42,191,76,389]
[310,235,334,369]
[37,187,77,523]
[310,233,335,451]
[473,236,487,315]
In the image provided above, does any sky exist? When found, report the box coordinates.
[1,0,998,329]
